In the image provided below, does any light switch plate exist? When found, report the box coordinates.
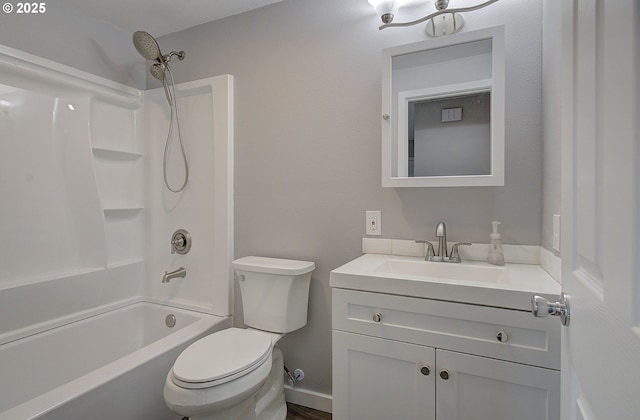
[442,107,463,122]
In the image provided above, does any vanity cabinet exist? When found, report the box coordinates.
[332,288,560,420]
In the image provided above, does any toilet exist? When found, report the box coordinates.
[163,256,315,420]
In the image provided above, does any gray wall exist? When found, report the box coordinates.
[541,0,563,255]
[0,2,145,89]
[158,0,544,397]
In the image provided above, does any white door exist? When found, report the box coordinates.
[560,0,640,418]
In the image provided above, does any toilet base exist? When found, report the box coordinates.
[187,346,287,420]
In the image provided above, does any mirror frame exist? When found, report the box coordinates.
[381,26,505,187]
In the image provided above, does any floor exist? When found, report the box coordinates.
[180,403,330,420]
[286,403,332,420]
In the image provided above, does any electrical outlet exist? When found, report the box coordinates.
[553,214,560,251]
[366,211,382,236]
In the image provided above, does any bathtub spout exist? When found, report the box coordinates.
[163,267,186,283]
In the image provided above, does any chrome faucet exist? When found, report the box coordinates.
[435,222,448,259]
[416,222,471,263]
[162,267,186,283]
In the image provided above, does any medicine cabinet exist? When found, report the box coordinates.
[381,26,505,187]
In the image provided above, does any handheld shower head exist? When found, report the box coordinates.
[149,63,166,81]
[133,31,162,61]
[151,63,173,106]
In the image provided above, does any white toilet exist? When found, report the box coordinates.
[163,256,315,420]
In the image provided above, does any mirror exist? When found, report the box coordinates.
[381,26,505,187]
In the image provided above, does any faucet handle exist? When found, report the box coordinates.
[449,242,472,263]
[415,240,436,261]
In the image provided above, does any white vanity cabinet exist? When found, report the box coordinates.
[331,288,560,420]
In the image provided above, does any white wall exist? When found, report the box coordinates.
[158,0,544,399]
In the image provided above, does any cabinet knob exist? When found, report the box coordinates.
[420,365,431,376]
[372,312,382,323]
[439,369,450,380]
[496,330,509,343]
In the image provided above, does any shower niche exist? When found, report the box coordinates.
[91,99,145,268]
[381,26,505,187]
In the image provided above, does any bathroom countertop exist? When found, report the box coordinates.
[330,253,561,311]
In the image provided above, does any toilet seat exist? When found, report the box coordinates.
[171,328,273,389]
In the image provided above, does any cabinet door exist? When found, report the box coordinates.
[333,331,435,420]
[435,349,560,420]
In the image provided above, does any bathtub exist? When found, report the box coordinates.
[0,301,231,420]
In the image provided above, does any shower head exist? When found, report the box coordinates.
[133,31,162,61]
[133,30,186,64]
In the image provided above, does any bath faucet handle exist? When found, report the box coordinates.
[449,242,472,263]
[170,229,191,255]
[415,240,436,261]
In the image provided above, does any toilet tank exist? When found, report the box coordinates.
[232,256,315,333]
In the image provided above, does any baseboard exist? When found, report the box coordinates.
[284,385,333,413]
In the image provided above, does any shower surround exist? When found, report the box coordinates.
[0,44,234,418]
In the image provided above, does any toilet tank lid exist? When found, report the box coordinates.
[232,256,315,276]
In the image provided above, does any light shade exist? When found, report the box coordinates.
[368,0,400,23]
[425,12,465,37]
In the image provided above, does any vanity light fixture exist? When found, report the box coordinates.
[369,0,499,37]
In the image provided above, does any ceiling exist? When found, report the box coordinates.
[56,0,287,37]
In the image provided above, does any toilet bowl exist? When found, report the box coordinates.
[163,256,315,420]
[164,328,280,419]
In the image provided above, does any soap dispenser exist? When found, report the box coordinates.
[487,221,505,266]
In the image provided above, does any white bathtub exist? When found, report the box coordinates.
[0,301,231,420]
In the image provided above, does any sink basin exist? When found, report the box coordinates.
[374,259,506,283]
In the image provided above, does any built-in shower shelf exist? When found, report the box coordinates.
[92,147,142,160]
[107,259,144,270]
[103,207,144,216]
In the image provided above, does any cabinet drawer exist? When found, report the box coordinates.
[332,288,560,370]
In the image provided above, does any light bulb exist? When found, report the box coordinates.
[368,0,400,24]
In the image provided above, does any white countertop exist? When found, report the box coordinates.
[330,253,561,311]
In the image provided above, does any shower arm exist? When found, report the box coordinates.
[158,51,186,64]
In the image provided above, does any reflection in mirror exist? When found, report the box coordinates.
[407,91,490,177]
